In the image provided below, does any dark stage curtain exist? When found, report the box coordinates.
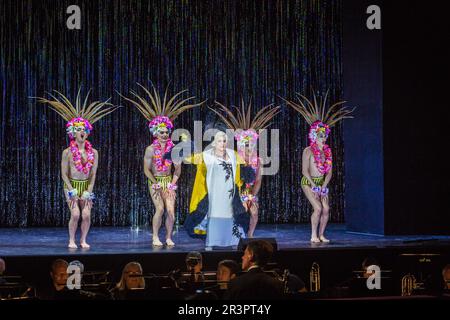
[0,0,345,227]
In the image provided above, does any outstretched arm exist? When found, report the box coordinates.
[184,152,203,165]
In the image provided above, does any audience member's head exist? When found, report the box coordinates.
[50,259,69,291]
[116,262,144,291]
[0,258,5,275]
[442,264,450,290]
[361,257,379,279]
[241,240,274,271]
[186,251,203,274]
[217,260,239,289]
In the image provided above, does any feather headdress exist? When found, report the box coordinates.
[209,97,280,147]
[33,88,118,139]
[282,90,355,142]
[118,83,205,136]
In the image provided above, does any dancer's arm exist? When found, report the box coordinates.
[87,149,99,193]
[301,148,316,187]
[171,163,181,185]
[61,149,73,190]
[322,166,332,190]
[144,146,157,184]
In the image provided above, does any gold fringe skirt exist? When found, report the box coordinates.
[148,175,172,192]
[65,179,89,196]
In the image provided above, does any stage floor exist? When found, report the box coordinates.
[1,224,450,257]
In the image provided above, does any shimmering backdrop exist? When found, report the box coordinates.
[0,0,345,227]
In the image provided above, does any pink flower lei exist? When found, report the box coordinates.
[69,140,95,174]
[152,138,174,172]
[308,121,332,175]
[238,150,259,171]
[65,117,95,174]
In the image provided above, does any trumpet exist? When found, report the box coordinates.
[401,274,416,296]
[310,262,320,292]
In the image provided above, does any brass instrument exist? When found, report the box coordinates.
[401,274,416,296]
[281,269,290,293]
[0,278,36,300]
[310,262,320,292]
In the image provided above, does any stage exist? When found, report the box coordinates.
[1,224,450,257]
[1,223,449,299]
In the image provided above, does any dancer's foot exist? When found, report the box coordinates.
[68,241,78,249]
[319,235,330,243]
[310,237,321,243]
[80,241,90,249]
[247,234,254,239]
[152,238,163,247]
[166,239,175,247]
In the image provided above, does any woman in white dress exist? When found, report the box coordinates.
[208,99,280,238]
[184,131,248,249]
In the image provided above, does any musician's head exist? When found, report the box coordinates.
[241,240,274,271]
[217,260,239,289]
[0,258,5,275]
[50,259,69,291]
[186,251,203,274]
[117,262,145,291]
